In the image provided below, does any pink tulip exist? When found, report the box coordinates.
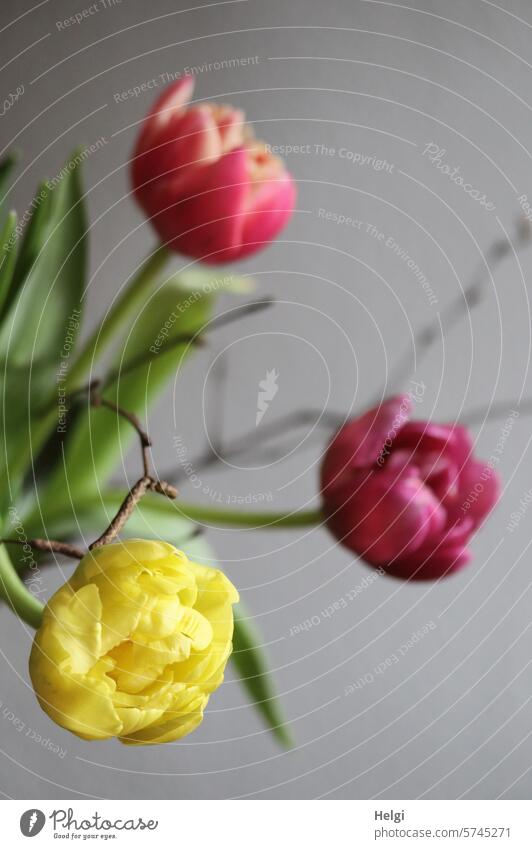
[131,77,296,263]
[321,395,500,580]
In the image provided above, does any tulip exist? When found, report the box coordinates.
[131,77,296,263]
[321,395,499,580]
[29,540,238,744]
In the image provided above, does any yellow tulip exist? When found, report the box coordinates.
[29,539,239,744]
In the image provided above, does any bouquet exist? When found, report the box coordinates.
[0,76,501,747]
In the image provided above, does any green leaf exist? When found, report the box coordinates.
[0,154,87,363]
[166,268,254,296]
[0,153,87,499]
[0,212,18,315]
[0,153,17,220]
[0,358,57,516]
[40,272,252,507]
[232,602,294,748]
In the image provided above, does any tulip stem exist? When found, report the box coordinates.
[0,545,44,629]
[65,243,171,392]
[171,503,323,528]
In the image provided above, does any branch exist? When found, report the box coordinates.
[1,538,85,560]
[382,219,532,399]
[170,408,343,484]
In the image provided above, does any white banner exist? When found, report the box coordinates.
[3,800,532,848]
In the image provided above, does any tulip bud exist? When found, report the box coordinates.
[321,396,500,580]
[131,77,296,263]
[29,540,239,744]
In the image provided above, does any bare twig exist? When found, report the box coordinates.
[1,538,85,559]
[89,476,178,549]
[89,382,153,477]
[101,297,274,390]
[84,389,178,548]
[381,219,532,400]
[170,408,343,484]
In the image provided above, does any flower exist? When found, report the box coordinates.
[131,77,296,263]
[320,395,500,580]
[29,539,239,744]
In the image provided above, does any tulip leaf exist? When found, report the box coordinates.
[0,154,87,503]
[39,271,254,511]
[0,152,17,221]
[232,603,294,748]
[0,358,57,516]
[0,155,87,363]
[0,212,18,315]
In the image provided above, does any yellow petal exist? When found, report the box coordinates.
[45,583,102,674]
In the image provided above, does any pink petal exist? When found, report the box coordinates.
[325,466,446,567]
[321,395,412,495]
[143,76,195,131]
[457,457,500,528]
[386,545,471,581]
[234,171,296,260]
[150,147,250,261]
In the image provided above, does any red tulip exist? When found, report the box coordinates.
[321,395,500,580]
[131,77,296,263]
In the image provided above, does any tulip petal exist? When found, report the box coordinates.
[46,583,102,675]
[321,395,412,496]
[236,170,296,260]
[457,457,500,527]
[149,146,250,261]
[326,466,446,566]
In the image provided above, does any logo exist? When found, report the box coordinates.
[256,369,279,426]
[20,809,45,837]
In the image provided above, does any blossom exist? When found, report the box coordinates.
[29,539,238,744]
[320,396,499,579]
[131,77,295,263]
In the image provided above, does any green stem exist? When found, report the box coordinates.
[0,545,43,629]
[26,490,324,533]
[65,243,171,392]
[173,502,323,528]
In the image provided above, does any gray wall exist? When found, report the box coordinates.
[2,0,532,799]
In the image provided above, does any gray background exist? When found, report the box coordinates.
[2,0,532,800]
